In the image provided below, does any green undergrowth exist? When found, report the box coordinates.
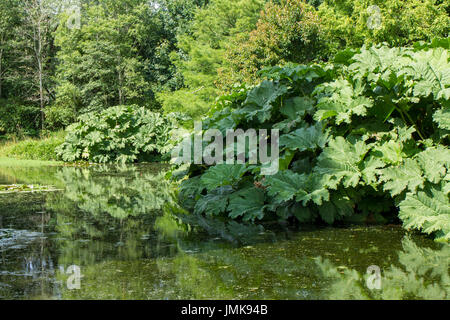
[0,131,66,161]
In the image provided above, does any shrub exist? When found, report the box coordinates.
[176,40,450,241]
[56,105,177,163]
[221,0,323,88]
[157,88,212,121]
[45,82,82,130]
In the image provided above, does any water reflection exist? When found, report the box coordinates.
[316,237,450,299]
[0,164,448,299]
[52,165,174,218]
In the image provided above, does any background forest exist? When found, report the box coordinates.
[0,0,448,138]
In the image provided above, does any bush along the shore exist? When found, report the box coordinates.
[176,40,450,241]
[56,105,178,164]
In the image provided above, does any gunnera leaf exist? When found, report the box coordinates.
[280,122,329,152]
[399,182,450,241]
[194,186,233,216]
[200,164,248,191]
[227,187,265,221]
[263,170,329,206]
[314,137,370,189]
[379,159,425,197]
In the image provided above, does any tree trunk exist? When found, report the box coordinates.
[39,59,44,130]
[37,11,44,131]
[0,48,3,99]
[118,68,123,105]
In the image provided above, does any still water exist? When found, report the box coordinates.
[0,163,448,300]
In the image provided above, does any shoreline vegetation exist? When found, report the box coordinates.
[0,0,448,242]
[0,131,65,162]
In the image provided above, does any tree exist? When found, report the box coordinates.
[53,0,152,117]
[221,0,322,88]
[19,0,56,130]
[317,0,449,52]
[222,0,450,88]
[0,0,21,99]
[0,0,62,134]
[144,0,209,94]
[157,0,265,119]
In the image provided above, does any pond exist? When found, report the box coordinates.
[0,162,448,300]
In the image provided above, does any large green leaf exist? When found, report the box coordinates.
[379,159,424,197]
[280,96,314,120]
[263,170,307,203]
[263,170,329,206]
[315,137,370,189]
[240,80,289,122]
[314,79,373,124]
[280,122,329,152]
[295,173,330,206]
[371,140,405,165]
[433,108,450,130]
[349,46,411,85]
[399,182,450,241]
[415,146,450,184]
[194,186,232,216]
[407,48,450,100]
[200,164,248,191]
[227,187,265,221]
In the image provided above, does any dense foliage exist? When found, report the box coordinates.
[222,0,450,88]
[1,0,448,137]
[0,0,449,241]
[0,0,209,135]
[177,40,450,241]
[52,165,174,219]
[56,105,177,163]
[157,0,265,119]
[0,100,41,138]
[53,0,155,117]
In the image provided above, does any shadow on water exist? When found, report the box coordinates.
[0,163,448,299]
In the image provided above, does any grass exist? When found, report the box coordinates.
[0,131,65,161]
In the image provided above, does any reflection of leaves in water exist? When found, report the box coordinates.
[0,166,62,187]
[316,237,450,299]
[155,248,317,299]
[59,236,323,300]
[178,213,270,245]
[43,165,180,266]
[54,166,176,219]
